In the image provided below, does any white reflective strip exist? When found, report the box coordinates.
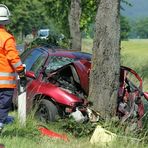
[0,72,16,77]
[0,80,16,84]
[12,61,22,68]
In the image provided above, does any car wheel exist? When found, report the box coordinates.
[35,99,59,122]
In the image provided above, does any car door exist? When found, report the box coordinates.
[13,48,48,106]
[24,48,48,103]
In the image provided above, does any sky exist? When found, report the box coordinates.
[121,0,148,19]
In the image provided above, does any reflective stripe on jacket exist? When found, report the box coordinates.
[0,26,24,88]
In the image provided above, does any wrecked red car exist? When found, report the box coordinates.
[13,47,91,121]
[13,47,148,125]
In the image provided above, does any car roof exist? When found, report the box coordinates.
[38,46,92,60]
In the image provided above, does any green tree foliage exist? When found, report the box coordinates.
[27,32,70,49]
[1,0,131,42]
[1,0,51,39]
[120,16,131,40]
[43,0,131,39]
[43,0,71,38]
[80,0,98,38]
[135,18,148,38]
[43,0,99,39]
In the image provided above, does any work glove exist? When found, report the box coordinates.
[18,68,27,87]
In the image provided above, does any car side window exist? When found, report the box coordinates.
[22,48,47,72]
[30,54,46,75]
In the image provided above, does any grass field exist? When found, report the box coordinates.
[0,39,148,148]
[121,39,148,91]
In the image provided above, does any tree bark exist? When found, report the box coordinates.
[68,0,82,51]
[89,0,121,118]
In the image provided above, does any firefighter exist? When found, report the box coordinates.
[0,4,27,131]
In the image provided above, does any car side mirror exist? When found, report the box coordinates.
[26,71,36,79]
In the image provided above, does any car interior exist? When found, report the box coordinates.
[47,64,85,98]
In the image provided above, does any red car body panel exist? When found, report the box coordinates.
[24,73,85,111]
[72,60,90,94]
[31,81,83,105]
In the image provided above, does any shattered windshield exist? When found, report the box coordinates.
[46,56,75,72]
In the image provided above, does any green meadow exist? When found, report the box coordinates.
[0,39,147,148]
[121,39,148,91]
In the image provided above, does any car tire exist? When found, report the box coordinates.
[35,99,59,122]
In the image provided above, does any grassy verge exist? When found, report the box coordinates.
[0,112,148,148]
[0,113,95,148]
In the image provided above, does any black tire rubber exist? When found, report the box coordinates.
[35,99,59,122]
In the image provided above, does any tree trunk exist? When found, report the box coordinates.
[89,0,121,118]
[68,0,82,51]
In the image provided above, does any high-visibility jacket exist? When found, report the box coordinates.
[0,26,24,88]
